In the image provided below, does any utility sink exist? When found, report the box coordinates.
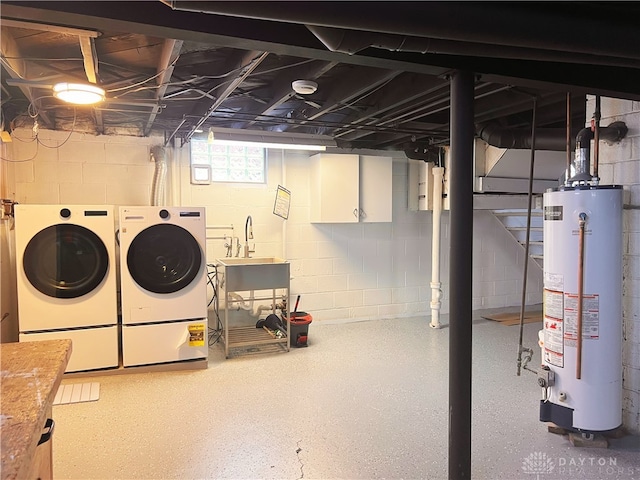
[216,257,290,291]
[217,257,287,266]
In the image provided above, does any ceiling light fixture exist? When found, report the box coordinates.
[207,127,215,144]
[292,80,318,95]
[53,82,106,105]
[213,139,326,151]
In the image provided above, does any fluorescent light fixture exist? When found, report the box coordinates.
[204,126,336,151]
[53,82,105,105]
[213,139,326,151]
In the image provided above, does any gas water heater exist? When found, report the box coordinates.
[540,184,623,433]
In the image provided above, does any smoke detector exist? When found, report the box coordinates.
[292,80,318,95]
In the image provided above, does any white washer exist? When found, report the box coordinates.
[118,206,208,366]
[15,204,119,372]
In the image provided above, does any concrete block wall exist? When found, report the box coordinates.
[4,130,162,205]
[592,96,640,433]
[3,129,543,327]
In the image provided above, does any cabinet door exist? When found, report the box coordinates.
[310,153,359,223]
[359,155,392,222]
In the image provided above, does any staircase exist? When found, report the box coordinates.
[492,209,544,269]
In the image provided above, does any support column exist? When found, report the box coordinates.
[448,70,474,480]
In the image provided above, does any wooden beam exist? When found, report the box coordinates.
[79,36,98,84]
[144,38,183,135]
[0,19,99,37]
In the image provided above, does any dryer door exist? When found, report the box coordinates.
[23,224,109,298]
[127,224,202,294]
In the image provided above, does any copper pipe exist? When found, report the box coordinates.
[593,95,601,179]
[566,92,571,184]
[576,212,587,379]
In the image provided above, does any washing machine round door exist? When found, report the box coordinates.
[23,224,109,298]
[127,224,202,294]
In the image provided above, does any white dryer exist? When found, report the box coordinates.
[118,206,208,366]
[15,205,119,372]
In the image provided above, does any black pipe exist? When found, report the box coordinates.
[449,70,474,480]
[566,92,572,181]
[305,25,640,70]
[165,2,640,61]
[477,122,573,151]
[593,96,601,179]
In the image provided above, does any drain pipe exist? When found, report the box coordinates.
[429,164,445,329]
[151,145,168,206]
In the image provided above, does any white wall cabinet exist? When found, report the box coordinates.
[310,153,392,223]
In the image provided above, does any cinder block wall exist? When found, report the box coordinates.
[593,96,640,433]
[4,129,543,327]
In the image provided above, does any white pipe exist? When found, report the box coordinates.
[206,225,235,230]
[228,292,255,310]
[430,166,445,329]
[281,149,287,260]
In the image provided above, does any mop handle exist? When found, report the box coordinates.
[293,295,300,315]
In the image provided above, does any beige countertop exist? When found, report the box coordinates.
[1,339,72,480]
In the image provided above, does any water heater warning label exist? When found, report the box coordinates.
[563,293,600,343]
[544,315,564,368]
[188,323,205,347]
[544,205,563,220]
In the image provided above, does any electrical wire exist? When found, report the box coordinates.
[0,106,77,162]
[206,263,223,346]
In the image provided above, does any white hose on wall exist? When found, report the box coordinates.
[151,145,168,206]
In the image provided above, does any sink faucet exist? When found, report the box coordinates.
[244,215,255,258]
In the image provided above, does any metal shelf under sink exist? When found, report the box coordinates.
[215,257,290,358]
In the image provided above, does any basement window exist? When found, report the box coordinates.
[190,139,266,184]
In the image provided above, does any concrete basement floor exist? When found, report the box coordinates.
[52,308,640,479]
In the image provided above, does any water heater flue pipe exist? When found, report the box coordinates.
[569,121,627,184]
[477,122,574,151]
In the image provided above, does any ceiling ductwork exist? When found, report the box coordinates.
[162,2,640,61]
[476,122,577,152]
[161,2,640,99]
[304,25,640,70]
[0,1,634,151]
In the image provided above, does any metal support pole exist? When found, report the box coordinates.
[448,70,474,480]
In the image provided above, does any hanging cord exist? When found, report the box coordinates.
[206,263,223,346]
[516,96,538,376]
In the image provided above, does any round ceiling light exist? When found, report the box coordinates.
[53,82,106,105]
[292,80,318,95]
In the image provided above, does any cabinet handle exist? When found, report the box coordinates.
[37,418,55,446]
[353,208,359,218]
[359,208,366,219]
